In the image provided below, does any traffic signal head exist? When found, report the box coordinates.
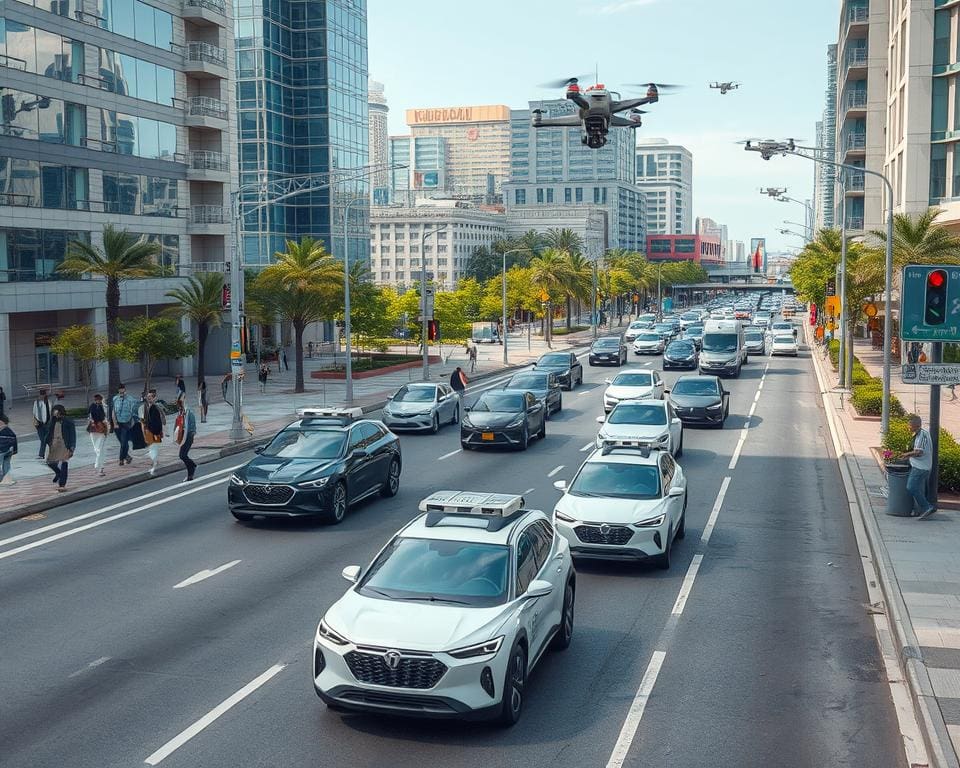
[925,269,948,325]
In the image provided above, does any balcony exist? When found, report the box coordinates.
[186,150,231,182]
[846,5,869,33]
[185,96,228,129]
[182,0,227,27]
[178,261,227,276]
[844,90,868,116]
[187,204,230,235]
[184,42,227,78]
[846,216,864,231]
[845,172,865,193]
[845,48,868,71]
[844,132,867,154]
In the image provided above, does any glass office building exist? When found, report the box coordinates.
[234,0,369,268]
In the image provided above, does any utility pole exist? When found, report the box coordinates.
[420,224,446,381]
[592,259,599,338]
[342,197,366,403]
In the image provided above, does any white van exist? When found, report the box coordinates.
[699,319,747,377]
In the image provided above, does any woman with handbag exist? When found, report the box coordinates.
[142,389,166,476]
[87,394,109,476]
[45,405,76,492]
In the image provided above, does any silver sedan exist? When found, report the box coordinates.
[381,383,461,433]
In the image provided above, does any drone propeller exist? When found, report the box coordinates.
[624,82,683,91]
[539,73,594,89]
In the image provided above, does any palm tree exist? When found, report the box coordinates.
[868,208,960,277]
[163,272,224,387]
[543,228,583,256]
[57,225,161,393]
[529,249,573,344]
[562,252,594,329]
[254,237,342,392]
[513,230,544,261]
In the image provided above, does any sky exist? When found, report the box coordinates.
[367,0,840,255]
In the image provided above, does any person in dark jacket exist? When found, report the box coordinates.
[449,366,468,394]
[45,404,76,492]
[142,389,165,476]
[0,414,16,484]
[87,393,109,476]
[197,379,208,423]
[175,399,198,482]
[0,385,6,419]
[175,375,186,404]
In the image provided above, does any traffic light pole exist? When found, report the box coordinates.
[930,342,943,510]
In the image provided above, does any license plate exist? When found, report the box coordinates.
[481,432,495,441]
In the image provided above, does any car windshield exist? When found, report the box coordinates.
[611,373,653,387]
[686,326,704,334]
[570,462,660,499]
[392,386,435,403]
[667,342,695,354]
[508,374,547,390]
[774,335,795,344]
[594,338,620,348]
[637,333,661,342]
[745,332,764,341]
[702,333,738,352]
[473,393,524,412]
[262,429,346,459]
[682,313,700,320]
[358,536,511,607]
[538,354,569,366]
[672,379,720,396]
[608,403,667,425]
[629,322,647,330]
[653,324,673,332]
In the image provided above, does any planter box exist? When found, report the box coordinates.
[869,447,960,509]
[311,355,441,380]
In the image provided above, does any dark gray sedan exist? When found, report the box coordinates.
[503,371,563,416]
[533,351,583,390]
[460,390,546,451]
[667,375,729,428]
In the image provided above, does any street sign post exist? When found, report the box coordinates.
[900,264,960,342]
[901,363,960,385]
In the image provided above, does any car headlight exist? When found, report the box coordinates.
[506,416,525,428]
[298,476,330,488]
[657,434,669,443]
[317,619,350,646]
[635,514,666,527]
[461,416,474,428]
[447,635,504,659]
[706,403,723,410]
[229,474,246,486]
[554,509,576,522]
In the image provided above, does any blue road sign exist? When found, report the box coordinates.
[900,264,960,342]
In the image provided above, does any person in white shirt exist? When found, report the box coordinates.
[901,414,937,519]
[32,390,51,459]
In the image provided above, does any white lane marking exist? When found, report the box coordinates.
[173,560,242,590]
[0,465,242,549]
[68,656,111,678]
[580,441,595,452]
[577,389,592,397]
[671,554,704,616]
[748,403,757,418]
[754,391,761,403]
[437,449,462,461]
[547,465,565,478]
[605,650,667,768]
[701,477,731,545]
[144,663,285,765]
[758,380,764,390]
[523,487,536,495]
[0,476,229,562]
[729,432,747,470]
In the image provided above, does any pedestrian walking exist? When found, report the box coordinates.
[0,385,6,418]
[45,404,76,492]
[112,383,137,466]
[0,414,17,485]
[901,414,938,520]
[282,349,289,371]
[307,341,314,359]
[32,389,51,459]
[174,399,197,482]
[198,378,208,423]
[174,374,186,405]
[142,389,166,476]
[468,344,478,373]
[86,393,109,476]
[221,372,232,405]
[449,366,468,394]
[259,364,270,393]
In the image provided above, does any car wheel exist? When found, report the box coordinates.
[324,482,348,524]
[556,397,563,413]
[551,582,575,651]
[380,457,400,498]
[515,424,529,451]
[656,527,672,570]
[675,431,683,458]
[497,643,527,726]
[430,414,439,434]
[577,371,583,386]
[450,405,460,425]
[676,495,687,539]
[537,417,546,440]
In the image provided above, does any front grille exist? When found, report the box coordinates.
[243,484,295,505]
[338,689,456,712]
[574,525,633,545]
[345,651,447,689]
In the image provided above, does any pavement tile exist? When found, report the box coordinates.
[922,649,960,671]
[930,668,960,699]
[949,724,960,757]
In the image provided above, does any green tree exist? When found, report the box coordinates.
[543,228,583,255]
[869,207,960,271]
[163,271,224,386]
[57,226,161,393]
[253,237,343,393]
[562,251,593,329]
[109,316,195,394]
[529,250,574,343]
[50,325,106,399]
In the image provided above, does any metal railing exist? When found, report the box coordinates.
[185,41,227,67]
[188,150,229,171]
[189,205,228,224]
[184,0,227,14]
[846,216,865,230]
[0,192,35,207]
[847,5,869,24]
[0,54,27,71]
[179,261,226,275]
[846,172,865,190]
[845,91,868,110]
[845,48,868,68]
[844,132,867,151]
[186,96,228,120]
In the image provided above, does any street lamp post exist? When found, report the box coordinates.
[420,224,446,381]
[499,248,529,365]
[655,262,665,320]
[745,139,895,434]
[342,197,366,403]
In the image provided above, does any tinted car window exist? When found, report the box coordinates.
[666,341,695,354]
[538,354,571,366]
[474,393,524,412]
[509,374,548,389]
[611,373,653,387]
[608,403,667,425]
[515,531,538,594]
[671,378,720,395]
[262,429,346,459]
[637,333,662,342]
[594,338,621,348]
[392,385,436,402]
[570,462,660,499]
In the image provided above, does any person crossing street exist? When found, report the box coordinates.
[175,399,197,482]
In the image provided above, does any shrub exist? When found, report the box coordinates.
[884,417,960,493]
[850,360,873,385]
[850,382,905,417]
[828,339,840,368]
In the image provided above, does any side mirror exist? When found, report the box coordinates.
[254,445,265,454]
[604,379,612,384]
[663,388,670,394]
[672,418,681,425]
[342,565,361,583]
[595,415,605,424]
[464,405,472,412]
[525,579,554,599]
[553,479,568,491]
[349,449,367,461]
[668,486,685,497]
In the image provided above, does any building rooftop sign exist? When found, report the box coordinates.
[407,105,510,125]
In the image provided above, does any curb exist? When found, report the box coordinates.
[808,329,958,768]
[0,354,567,525]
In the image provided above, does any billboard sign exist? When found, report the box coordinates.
[750,238,767,273]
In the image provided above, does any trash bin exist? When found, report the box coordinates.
[885,463,914,516]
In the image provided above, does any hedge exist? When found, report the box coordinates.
[850,382,905,417]
[883,417,960,493]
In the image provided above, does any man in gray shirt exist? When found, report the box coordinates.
[901,414,936,519]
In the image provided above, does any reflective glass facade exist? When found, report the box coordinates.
[234,0,369,267]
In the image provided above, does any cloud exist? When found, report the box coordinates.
[587,0,660,14]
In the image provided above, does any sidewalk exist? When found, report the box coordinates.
[0,327,599,521]
[810,328,960,767]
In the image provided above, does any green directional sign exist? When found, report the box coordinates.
[901,264,960,342]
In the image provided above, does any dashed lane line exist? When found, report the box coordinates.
[173,560,242,590]
[701,477,731,545]
[547,465,565,478]
[671,554,704,616]
[606,651,667,768]
[437,449,462,461]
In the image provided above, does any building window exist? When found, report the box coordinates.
[593,187,600,204]
[536,188,544,203]
[546,188,554,203]
[575,187,583,203]
[515,189,526,205]
[931,143,947,200]
[564,187,571,203]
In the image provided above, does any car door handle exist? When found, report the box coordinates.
[553,552,564,560]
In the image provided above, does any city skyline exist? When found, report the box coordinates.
[368,0,838,253]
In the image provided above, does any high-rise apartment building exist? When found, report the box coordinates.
[368,78,388,204]
[388,134,446,205]
[234,0,369,267]
[406,105,510,203]
[815,44,837,231]
[0,0,238,395]
[635,139,692,235]
[504,99,645,253]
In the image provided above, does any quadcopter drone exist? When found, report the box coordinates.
[710,81,739,95]
[531,77,678,149]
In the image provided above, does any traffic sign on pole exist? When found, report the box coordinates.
[901,264,960,341]
[902,363,960,385]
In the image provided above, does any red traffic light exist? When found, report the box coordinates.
[929,270,946,288]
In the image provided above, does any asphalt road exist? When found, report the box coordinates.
[0,342,905,768]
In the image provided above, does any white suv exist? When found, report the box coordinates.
[314,491,576,725]
[553,443,687,569]
[595,400,683,456]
